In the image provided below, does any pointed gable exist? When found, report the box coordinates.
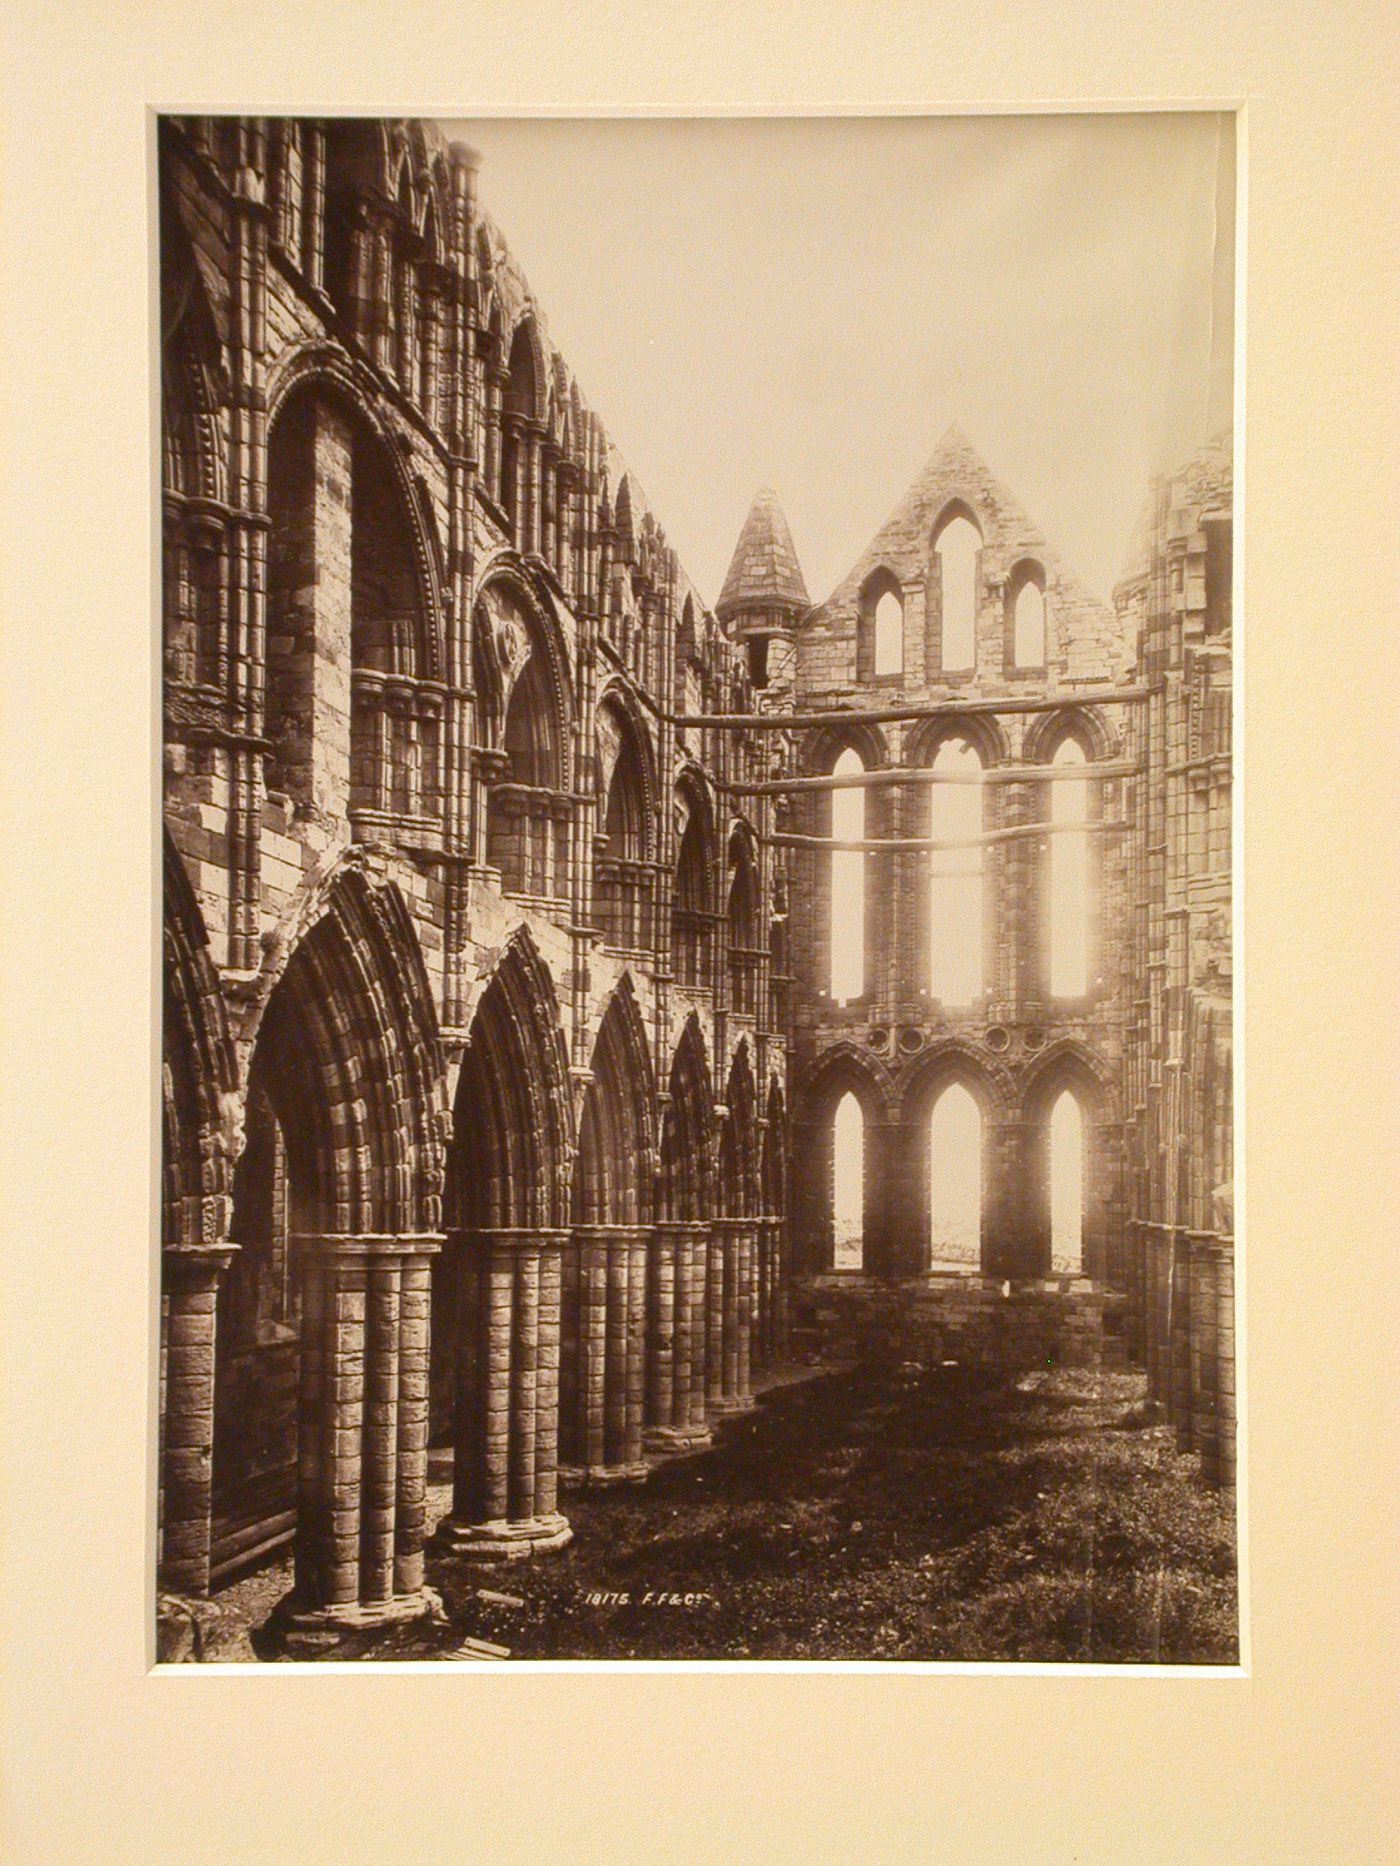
[801,424,1129,694]
[717,486,810,620]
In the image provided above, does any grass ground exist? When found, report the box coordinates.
[220,1362,1238,1665]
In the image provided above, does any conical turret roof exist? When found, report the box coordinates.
[716,486,809,619]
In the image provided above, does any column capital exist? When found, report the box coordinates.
[291,1232,444,1258]
[569,1222,650,1245]
[466,1226,570,1250]
[162,1241,237,1280]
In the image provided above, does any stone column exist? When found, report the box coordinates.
[158,1242,236,1599]
[709,1218,756,1416]
[1170,1228,1194,1449]
[705,1224,725,1410]
[559,1224,649,1487]
[273,1234,443,1648]
[645,1221,712,1452]
[435,1228,571,1560]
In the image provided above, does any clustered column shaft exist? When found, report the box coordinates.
[560,1225,649,1485]
[158,1244,236,1599]
[438,1229,571,1558]
[279,1235,443,1644]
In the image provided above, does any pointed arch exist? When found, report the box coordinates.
[1020,1041,1117,1281]
[1006,558,1048,670]
[214,860,445,1566]
[792,1045,891,1276]
[449,925,573,1232]
[163,830,239,1250]
[718,1041,759,1219]
[912,726,990,1007]
[858,565,905,681]
[571,976,658,1227]
[900,1044,1011,1276]
[930,500,984,674]
[239,863,447,1237]
[262,360,446,816]
[476,560,574,899]
[594,686,659,951]
[725,821,762,1016]
[660,1013,715,1222]
[673,768,717,990]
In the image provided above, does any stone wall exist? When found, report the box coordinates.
[789,1274,1127,1378]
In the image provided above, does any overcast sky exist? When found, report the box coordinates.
[443,113,1233,608]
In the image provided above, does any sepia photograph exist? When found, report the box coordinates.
[156,108,1238,1666]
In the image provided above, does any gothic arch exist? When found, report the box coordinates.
[899,1040,1012,1126]
[905,710,1010,770]
[503,311,549,425]
[660,1013,715,1222]
[799,1040,895,1126]
[239,861,447,1236]
[718,1041,759,1219]
[596,681,659,842]
[163,831,239,1249]
[1017,1040,1118,1280]
[1023,703,1120,765]
[160,237,225,506]
[672,768,718,989]
[930,496,989,550]
[571,976,659,1226]
[1018,1038,1116,1125]
[472,553,573,784]
[264,350,446,682]
[800,718,890,776]
[449,924,574,1231]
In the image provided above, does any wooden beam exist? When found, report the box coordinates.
[771,820,1128,854]
[729,758,1137,795]
[671,685,1152,730]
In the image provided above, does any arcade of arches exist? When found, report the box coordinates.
[160,116,1234,1649]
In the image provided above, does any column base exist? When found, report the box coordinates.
[643,1422,713,1456]
[263,1585,445,1655]
[557,1461,650,1491]
[709,1393,757,1419]
[432,1512,573,1561]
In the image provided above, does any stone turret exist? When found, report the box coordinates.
[716,485,809,693]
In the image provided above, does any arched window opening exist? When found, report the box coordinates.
[672,800,711,988]
[1050,1088,1084,1272]
[929,737,983,1004]
[265,392,327,806]
[272,123,305,267]
[727,836,760,1016]
[874,588,903,676]
[832,1092,864,1270]
[768,887,790,1031]
[416,200,443,427]
[488,643,567,901]
[928,1082,982,1272]
[936,514,981,671]
[502,324,539,545]
[1050,738,1089,997]
[1013,577,1046,667]
[830,747,865,1002]
[350,427,439,823]
[595,712,651,951]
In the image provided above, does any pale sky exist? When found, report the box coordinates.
[443,113,1233,607]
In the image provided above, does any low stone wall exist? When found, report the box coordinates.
[789,1273,1127,1377]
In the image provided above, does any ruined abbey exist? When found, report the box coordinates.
[159,114,1234,1652]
